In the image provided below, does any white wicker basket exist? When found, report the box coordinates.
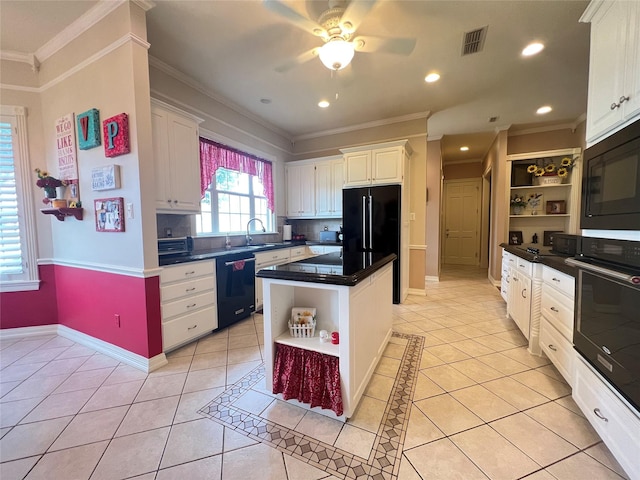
[534,175,563,186]
[288,319,316,338]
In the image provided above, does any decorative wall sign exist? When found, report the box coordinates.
[55,113,78,181]
[94,197,125,232]
[91,164,121,191]
[76,108,101,149]
[546,200,567,214]
[103,113,130,157]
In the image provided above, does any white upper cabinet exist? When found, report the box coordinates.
[581,1,640,144]
[151,100,203,213]
[285,162,315,218]
[341,140,410,187]
[315,156,344,218]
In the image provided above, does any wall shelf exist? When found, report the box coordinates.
[510,214,570,218]
[41,207,83,221]
[511,183,571,190]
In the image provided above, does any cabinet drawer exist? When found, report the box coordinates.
[515,257,532,277]
[162,291,216,321]
[161,261,214,284]
[162,305,217,351]
[542,266,575,298]
[541,284,574,342]
[289,246,308,260]
[573,356,640,480]
[256,249,290,267]
[161,276,215,302]
[540,317,574,386]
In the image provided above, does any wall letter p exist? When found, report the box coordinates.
[106,121,119,149]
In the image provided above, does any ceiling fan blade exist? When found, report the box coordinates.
[352,35,417,55]
[263,0,327,38]
[275,47,320,73]
[340,0,377,34]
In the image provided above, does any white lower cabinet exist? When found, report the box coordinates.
[540,265,575,385]
[573,356,639,480]
[160,260,217,351]
[255,249,292,312]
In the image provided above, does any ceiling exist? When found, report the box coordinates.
[0,0,591,162]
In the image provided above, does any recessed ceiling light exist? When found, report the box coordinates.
[536,105,552,115]
[424,72,440,83]
[522,42,544,56]
[260,98,271,104]
[318,100,330,108]
[460,146,469,152]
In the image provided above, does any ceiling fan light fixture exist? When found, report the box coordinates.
[319,39,355,70]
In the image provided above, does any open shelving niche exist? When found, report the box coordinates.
[507,148,582,245]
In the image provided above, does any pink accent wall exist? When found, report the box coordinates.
[55,265,162,358]
[0,264,58,329]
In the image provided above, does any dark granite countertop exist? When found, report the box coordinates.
[159,241,306,266]
[256,251,397,286]
[500,243,577,277]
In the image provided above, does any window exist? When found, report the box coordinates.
[197,139,274,235]
[0,106,39,292]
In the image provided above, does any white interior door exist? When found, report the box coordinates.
[443,179,481,265]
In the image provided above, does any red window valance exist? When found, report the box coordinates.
[199,138,274,211]
[272,343,343,416]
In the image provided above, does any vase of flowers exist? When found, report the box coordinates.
[528,157,575,185]
[35,168,67,203]
[510,195,526,215]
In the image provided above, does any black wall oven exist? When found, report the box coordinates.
[567,237,640,413]
[581,120,640,230]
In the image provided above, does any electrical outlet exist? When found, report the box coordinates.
[410,212,416,220]
[115,314,120,327]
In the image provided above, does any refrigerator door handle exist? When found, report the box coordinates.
[368,194,373,249]
[362,195,367,249]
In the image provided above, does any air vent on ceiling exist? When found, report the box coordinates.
[462,26,488,56]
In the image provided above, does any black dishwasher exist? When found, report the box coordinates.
[215,252,256,329]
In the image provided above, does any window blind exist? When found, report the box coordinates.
[0,121,23,275]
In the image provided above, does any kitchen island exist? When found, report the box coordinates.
[257,251,396,420]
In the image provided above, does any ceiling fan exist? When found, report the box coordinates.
[264,0,417,72]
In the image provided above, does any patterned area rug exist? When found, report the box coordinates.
[199,333,424,480]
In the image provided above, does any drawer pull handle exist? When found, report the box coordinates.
[513,276,518,282]
[184,271,196,276]
[593,408,608,422]
[185,287,196,292]
[552,277,560,282]
[187,324,198,330]
[521,288,527,299]
[550,306,559,312]
[548,344,557,351]
[186,303,197,309]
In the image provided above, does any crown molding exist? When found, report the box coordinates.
[0,51,40,71]
[148,55,292,141]
[444,158,482,165]
[427,134,444,142]
[35,0,126,63]
[292,110,432,142]
[508,115,586,137]
[132,0,156,12]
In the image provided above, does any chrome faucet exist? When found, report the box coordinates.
[246,217,265,245]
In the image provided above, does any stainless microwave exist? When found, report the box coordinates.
[581,120,640,230]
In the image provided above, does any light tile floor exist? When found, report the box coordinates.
[0,265,631,479]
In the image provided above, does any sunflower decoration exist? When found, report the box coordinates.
[557,157,574,178]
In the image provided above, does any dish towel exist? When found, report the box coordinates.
[232,260,245,271]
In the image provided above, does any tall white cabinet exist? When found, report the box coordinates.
[581,0,640,145]
[151,99,204,214]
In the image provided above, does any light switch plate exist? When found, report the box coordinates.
[126,203,134,219]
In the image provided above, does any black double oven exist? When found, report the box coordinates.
[568,119,640,413]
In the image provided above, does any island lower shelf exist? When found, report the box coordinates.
[275,334,340,357]
[262,262,394,420]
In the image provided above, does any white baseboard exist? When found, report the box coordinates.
[0,324,167,373]
[488,273,500,287]
[0,324,58,339]
[407,288,426,296]
[425,275,440,282]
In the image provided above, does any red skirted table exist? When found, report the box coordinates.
[272,343,343,416]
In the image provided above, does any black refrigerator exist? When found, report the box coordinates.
[342,184,401,303]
